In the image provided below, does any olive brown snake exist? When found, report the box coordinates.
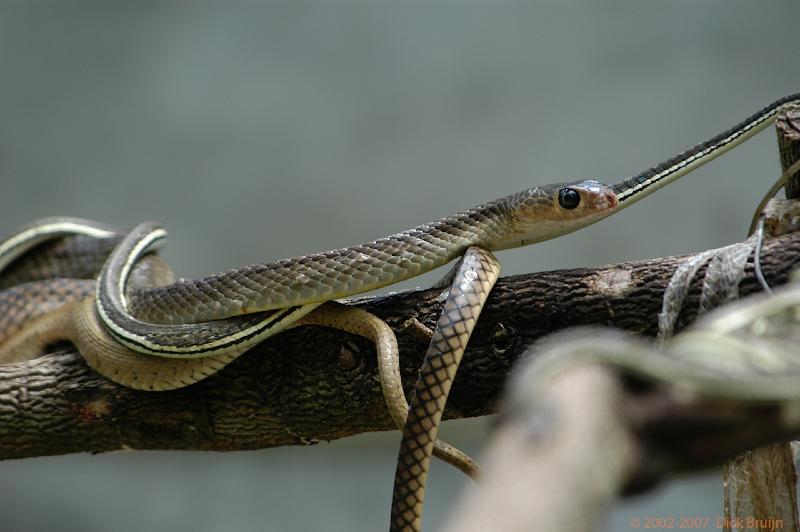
[1,93,799,531]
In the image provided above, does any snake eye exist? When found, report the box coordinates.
[558,187,581,209]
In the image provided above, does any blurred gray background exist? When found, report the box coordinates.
[1,2,799,531]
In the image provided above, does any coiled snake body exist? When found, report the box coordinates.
[1,93,799,532]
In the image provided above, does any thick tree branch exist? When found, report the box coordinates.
[1,231,799,460]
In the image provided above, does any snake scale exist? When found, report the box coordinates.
[1,93,799,532]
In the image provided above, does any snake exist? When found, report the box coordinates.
[0,221,479,476]
[0,93,798,532]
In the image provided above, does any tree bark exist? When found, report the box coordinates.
[777,109,800,198]
[1,231,799,461]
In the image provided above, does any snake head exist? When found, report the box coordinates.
[555,179,618,213]
[491,179,619,250]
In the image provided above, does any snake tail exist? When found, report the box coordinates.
[390,246,501,532]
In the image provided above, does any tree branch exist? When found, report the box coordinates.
[2,231,799,460]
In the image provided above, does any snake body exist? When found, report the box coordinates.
[0,218,120,289]
[108,181,616,333]
[391,247,501,531]
[0,223,480,474]
[1,94,799,532]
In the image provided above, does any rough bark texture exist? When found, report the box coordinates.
[777,109,800,198]
[1,231,799,461]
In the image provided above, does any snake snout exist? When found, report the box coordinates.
[587,188,618,210]
[602,189,618,208]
